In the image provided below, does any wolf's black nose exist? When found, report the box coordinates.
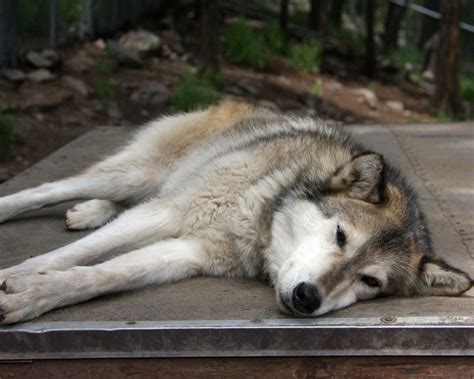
[292,282,321,314]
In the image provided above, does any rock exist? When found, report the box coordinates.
[93,38,106,50]
[1,69,25,82]
[353,88,377,109]
[106,101,122,119]
[26,49,60,69]
[27,69,56,83]
[237,78,259,95]
[26,51,52,68]
[41,49,61,65]
[62,76,89,96]
[386,100,404,112]
[129,82,171,106]
[119,30,160,55]
[65,51,95,73]
[325,80,342,91]
[422,69,435,82]
[160,30,183,54]
[107,40,143,68]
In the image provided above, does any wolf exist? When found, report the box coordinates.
[0,101,471,324]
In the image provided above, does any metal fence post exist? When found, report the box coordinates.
[0,0,17,68]
[49,0,56,48]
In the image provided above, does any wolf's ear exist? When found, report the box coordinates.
[418,255,472,295]
[329,152,385,204]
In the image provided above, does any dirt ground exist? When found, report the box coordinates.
[0,33,435,183]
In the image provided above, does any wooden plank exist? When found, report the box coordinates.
[1,357,474,378]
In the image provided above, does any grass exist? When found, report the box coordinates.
[223,19,269,70]
[171,71,218,112]
[0,113,19,160]
[92,79,121,101]
[289,39,322,73]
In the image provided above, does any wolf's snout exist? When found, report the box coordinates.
[292,282,321,314]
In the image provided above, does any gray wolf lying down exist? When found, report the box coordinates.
[0,101,471,324]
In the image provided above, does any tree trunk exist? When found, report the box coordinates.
[0,0,16,68]
[329,0,345,28]
[433,0,463,117]
[280,0,289,35]
[383,1,407,52]
[308,0,327,35]
[418,0,441,48]
[200,0,220,73]
[365,0,376,78]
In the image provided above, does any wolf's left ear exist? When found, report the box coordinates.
[329,152,385,204]
[418,255,472,296]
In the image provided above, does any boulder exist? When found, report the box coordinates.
[27,69,56,83]
[107,41,143,68]
[386,100,404,112]
[62,76,89,96]
[65,51,95,73]
[26,51,51,68]
[1,69,25,82]
[353,88,377,109]
[128,82,171,106]
[118,30,160,55]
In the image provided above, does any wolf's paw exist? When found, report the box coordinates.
[0,272,63,324]
[65,200,119,230]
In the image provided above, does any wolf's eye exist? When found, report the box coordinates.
[336,225,346,248]
[361,275,380,288]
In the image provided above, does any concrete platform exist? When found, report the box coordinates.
[0,122,473,358]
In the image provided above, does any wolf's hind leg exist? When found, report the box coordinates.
[0,238,205,324]
[65,199,123,230]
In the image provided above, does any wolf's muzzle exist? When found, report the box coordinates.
[292,282,321,314]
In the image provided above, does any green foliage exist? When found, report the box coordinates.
[92,79,120,101]
[460,77,474,102]
[223,19,269,70]
[263,23,287,55]
[436,102,452,121]
[97,57,118,76]
[289,39,322,73]
[327,26,365,59]
[389,49,423,68]
[368,81,377,92]
[313,80,323,96]
[17,0,83,35]
[0,113,18,160]
[171,72,217,112]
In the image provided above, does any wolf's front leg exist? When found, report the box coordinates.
[0,239,205,324]
[0,199,182,279]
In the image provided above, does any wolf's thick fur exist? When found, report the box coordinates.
[0,101,471,324]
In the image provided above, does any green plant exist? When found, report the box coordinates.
[263,23,287,55]
[97,57,118,76]
[171,72,217,112]
[327,26,365,59]
[313,80,323,96]
[289,39,322,73]
[0,113,18,160]
[460,77,474,102]
[92,79,120,101]
[368,81,377,92]
[389,49,423,69]
[436,102,451,121]
[223,19,268,69]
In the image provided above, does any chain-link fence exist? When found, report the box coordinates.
[0,0,162,68]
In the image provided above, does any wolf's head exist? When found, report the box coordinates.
[270,152,472,317]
